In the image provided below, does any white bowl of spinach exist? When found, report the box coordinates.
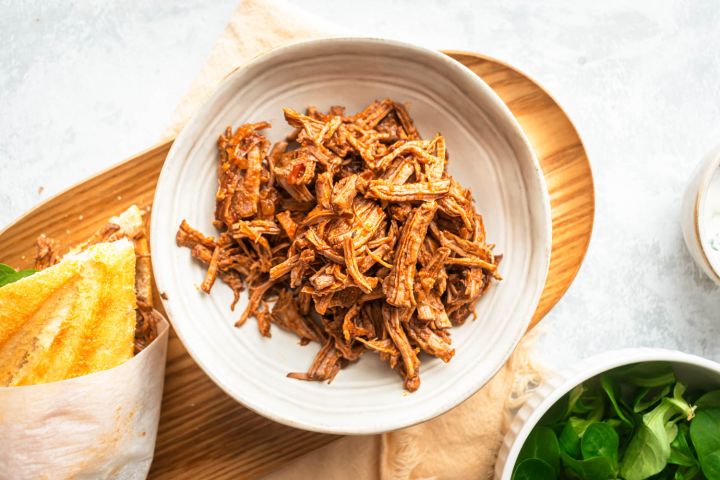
[495,349,720,480]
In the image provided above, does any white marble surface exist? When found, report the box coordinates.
[2,0,719,369]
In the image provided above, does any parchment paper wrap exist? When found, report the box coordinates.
[0,317,169,480]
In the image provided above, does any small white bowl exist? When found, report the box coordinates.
[495,348,720,479]
[681,146,720,285]
[152,38,551,434]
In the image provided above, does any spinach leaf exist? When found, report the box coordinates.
[604,418,623,429]
[567,385,585,414]
[601,374,633,426]
[521,366,720,480]
[668,423,698,467]
[574,416,597,438]
[0,263,16,274]
[675,465,701,479]
[634,384,672,413]
[542,393,570,426]
[561,451,613,480]
[516,426,560,474]
[698,452,720,479]
[612,362,676,388]
[512,458,556,480]
[689,407,720,479]
[655,465,702,480]
[696,390,720,409]
[581,422,619,471]
[566,386,605,434]
[620,398,684,480]
[572,384,605,418]
[559,420,582,458]
[620,423,669,480]
[667,383,697,421]
[0,263,36,287]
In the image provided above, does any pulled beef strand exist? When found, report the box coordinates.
[177,99,500,392]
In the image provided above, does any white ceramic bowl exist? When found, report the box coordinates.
[151,38,551,434]
[681,146,720,285]
[495,348,720,479]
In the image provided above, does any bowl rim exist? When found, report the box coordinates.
[151,36,552,434]
[695,148,720,282]
[500,348,720,478]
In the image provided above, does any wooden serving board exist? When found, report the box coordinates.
[0,52,594,479]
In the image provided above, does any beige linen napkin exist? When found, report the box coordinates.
[264,341,542,480]
[167,1,544,478]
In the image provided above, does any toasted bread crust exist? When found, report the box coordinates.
[1,240,137,386]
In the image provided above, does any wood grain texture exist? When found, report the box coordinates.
[447,52,595,326]
[0,52,593,479]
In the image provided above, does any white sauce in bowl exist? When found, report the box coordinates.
[704,167,720,274]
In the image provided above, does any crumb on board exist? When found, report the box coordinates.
[37,186,44,195]
[160,292,168,300]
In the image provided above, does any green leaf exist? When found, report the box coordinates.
[612,362,676,388]
[567,384,586,414]
[674,465,701,479]
[634,384,672,413]
[653,464,702,480]
[565,416,596,442]
[696,390,720,409]
[561,451,613,480]
[0,264,37,287]
[620,423,669,480]
[698,451,720,479]
[542,393,570,426]
[656,465,702,480]
[533,366,720,480]
[668,424,698,467]
[666,383,696,421]
[581,422,619,470]
[689,407,720,479]
[601,374,633,426]
[0,263,15,274]
[559,420,582,458]
[620,398,688,480]
[604,418,623,429]
[572,383,605,418]
[517,426,560,474]
[512,458,557,480]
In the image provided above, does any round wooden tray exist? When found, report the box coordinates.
[447,51,595,328]
[0,52,594,479]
